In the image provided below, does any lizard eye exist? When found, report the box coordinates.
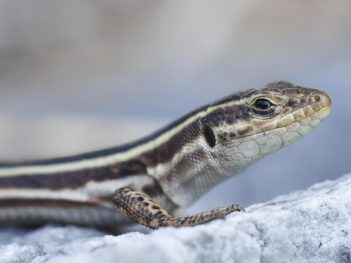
[254,99,271,110]
[252,98,275,116]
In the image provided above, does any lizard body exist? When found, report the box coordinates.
[0,81,331,229]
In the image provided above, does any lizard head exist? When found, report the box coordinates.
[156,81,331,207]
[202,81,331,175]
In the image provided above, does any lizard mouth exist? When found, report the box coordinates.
[227,92,332,160]
[264,91,331,146]
[276,91,331,130]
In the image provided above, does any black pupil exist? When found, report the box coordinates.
[254,99,271,110]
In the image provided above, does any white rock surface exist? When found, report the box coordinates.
[1,174,351,263]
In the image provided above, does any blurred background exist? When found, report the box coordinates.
[0,0,350,213]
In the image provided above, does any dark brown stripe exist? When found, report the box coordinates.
[0,198,106,208]
[0,159,147,189]
[0,198,125,231]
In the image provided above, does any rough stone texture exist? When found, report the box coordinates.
[1,174,351,263]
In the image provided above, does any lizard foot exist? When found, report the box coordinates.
[112,187,244,229]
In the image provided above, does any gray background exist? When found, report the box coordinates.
[0,0,350,213]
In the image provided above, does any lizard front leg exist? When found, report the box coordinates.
[112,187,244,229]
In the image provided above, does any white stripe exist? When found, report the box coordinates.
[0,177,139,202]
[0,189,91,202]
[0,99,247,177]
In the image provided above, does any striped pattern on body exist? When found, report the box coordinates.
[0,81,331,229]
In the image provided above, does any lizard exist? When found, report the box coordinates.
[0,81,331,230]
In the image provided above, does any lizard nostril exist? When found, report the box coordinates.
[310,92,332,107]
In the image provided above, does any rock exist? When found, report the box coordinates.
[1,174,351,263]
